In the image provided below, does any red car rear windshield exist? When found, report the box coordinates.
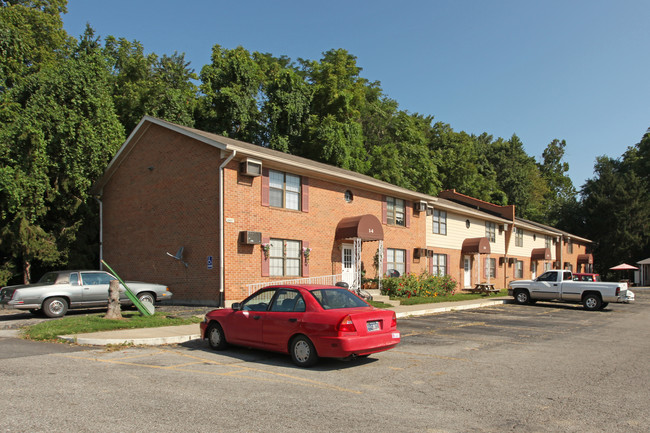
[310,289,368,310]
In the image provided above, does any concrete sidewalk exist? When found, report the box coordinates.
[57,297,511,346]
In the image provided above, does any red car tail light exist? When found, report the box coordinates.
[391,312,397,328]
[616,287,620,296]
[337,315,357,333]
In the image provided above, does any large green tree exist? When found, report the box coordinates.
[104,35,198,133]
[0,18,123,284]
[197,45,263,142]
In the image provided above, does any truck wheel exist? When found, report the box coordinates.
[583,294,602,311]
[513,289,531,305]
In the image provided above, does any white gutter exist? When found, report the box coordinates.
[219,150,237,307]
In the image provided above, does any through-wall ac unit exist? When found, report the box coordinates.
[414,248,428,258]
[239,158,262,177]
[414,201,428,212]
[239,231,262,245]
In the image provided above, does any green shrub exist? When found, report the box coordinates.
[381,272,457,299]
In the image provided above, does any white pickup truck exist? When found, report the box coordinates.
[508,270,635,311]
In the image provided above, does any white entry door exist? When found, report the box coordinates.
[341,244,355,287]
[531,262,537,280]
[463,256,472,288]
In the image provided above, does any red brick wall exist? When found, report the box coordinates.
[222,160,428,301]
[102,124,222,303]
[102,125,429,304]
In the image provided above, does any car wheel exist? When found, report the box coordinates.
[290,335,318,368]
[207,322,228,350]
[137,292,155,305]
[599,302,609,310]
[42,297,68,318]
[583,294,602,311]
[513,289,530,305]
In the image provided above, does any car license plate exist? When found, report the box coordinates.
[366,321,380,332]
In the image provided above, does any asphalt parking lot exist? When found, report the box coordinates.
[2,292,649,432]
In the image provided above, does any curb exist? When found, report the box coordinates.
[58,333,202,346]
[395,299,510,318]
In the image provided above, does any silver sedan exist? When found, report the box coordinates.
[0,270,172,317]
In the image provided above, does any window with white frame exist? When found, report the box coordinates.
[386,248,406,275]
[485,222,496,243]
[269,170,301,210]
[433,209,447,235]
[485,257,496,279]
[515,260,524,278]
[545,235,552,249]
[386,197,405,226]
[269,239,301,277]
[515,227,524,247]
[431,254,447,276]
[567,239,573,253]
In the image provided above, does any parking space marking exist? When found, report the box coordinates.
[390,350,470,362]
[57,350,362,395]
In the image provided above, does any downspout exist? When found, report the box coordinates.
[94,195,103,270]
[219,150,237,308]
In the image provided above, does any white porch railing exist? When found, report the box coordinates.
[245,274,343,296]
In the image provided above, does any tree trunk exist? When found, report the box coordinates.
[23,259,31,284]
[105,279,123,319]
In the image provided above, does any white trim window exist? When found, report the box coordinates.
[515,228,524,247]
[515,260,524,279]
[433,210,447,235]
[386,197,405,227]
[485,257,496,279]
[269,239,301,277]
[431,254,447,276]
[386,248,406,275]
[269,170,301,210]
[485,222,496,243]
[545,235,552,249]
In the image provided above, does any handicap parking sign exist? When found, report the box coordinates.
[207,256,213,269]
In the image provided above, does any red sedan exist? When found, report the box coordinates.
[200,284,400,367]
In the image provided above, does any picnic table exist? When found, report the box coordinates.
[465,282,499,294]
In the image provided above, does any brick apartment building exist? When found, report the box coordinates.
[92,116,593,306]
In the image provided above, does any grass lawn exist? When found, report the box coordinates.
[367,300,395,309]
[394,289,509,306]
[23,311,203,342]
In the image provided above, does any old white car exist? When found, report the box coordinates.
[0,270,172,317]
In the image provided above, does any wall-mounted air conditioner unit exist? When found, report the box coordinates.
[414,201,428,212]
[239,158,262,177]
[414,247,428,258]
[239,231,262,245]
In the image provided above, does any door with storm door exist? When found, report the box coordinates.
[341,244,355,288]
[463,256,472,288]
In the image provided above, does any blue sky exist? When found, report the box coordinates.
[62,0,650,189]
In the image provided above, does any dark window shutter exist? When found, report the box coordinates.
[261,236,270,277]
[301,177,309,213]
[382,197,387,224]
[405,201,411,228]
[302,241,309,277]
[445,254,449,276]
[405,249,411,275]
[261,168,270,207]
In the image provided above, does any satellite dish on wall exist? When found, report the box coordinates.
[166,246,188,267]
